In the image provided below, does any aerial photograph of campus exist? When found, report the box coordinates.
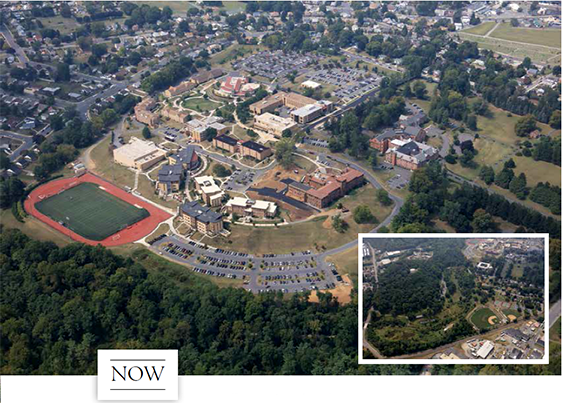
[0,1,560,376]
[361,236,547,361]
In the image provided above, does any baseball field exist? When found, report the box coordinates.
[35,182,149,241]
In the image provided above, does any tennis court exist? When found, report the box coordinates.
[35,182,149,241]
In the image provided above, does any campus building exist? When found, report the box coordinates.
[385,139,438,170]
[168,147,200,171]
[194,175,224,207]
[157,163,184,194]
[369,126,427,153]
[113,137,168,171]
[190,68,225,85]
[180,200,223,235]
[213,134,239,153]
[219,76,260,97]
[164,81,196,98]
[224,197,278,219]
[161,107,190,124]
[249,92,285,114]
[253,112,298,137]
[282,92,317,109]
[239,140,273,161]
[134,98,159,127]
[285,168,365,209]
[186,116,228,142]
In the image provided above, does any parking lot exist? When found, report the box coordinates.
[307,68,382,102]
[232,50,320,80]
[382,165,412,189]
[152,235,339,293]
[222,168,258,193]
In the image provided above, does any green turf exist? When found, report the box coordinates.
[489,24,561,48]
[35,182,149,241]
[462,22,496,36]
[470,307,497,330]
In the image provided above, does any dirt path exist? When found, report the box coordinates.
[484,22,500,38]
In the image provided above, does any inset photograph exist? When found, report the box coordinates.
[359,234,548,364]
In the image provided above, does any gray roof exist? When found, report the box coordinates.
[181,201,222,223]
[158,163,183,183]
[287,179,311,192]
[403,126,423,137]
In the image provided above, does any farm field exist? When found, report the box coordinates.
[35,182,149,241]
[470,307,497,330]
[458,32,560,64]
[462,22,496,36]
[489,24,561,48]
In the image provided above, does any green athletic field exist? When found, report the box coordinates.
[35,182,149,241]
[470,307,497,330]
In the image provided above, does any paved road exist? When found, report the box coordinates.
[1,130,35,162]
[550,298,561,329]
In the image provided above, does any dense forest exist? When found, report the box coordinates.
[0,226,423,376]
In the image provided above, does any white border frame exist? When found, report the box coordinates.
[358,233,549,365]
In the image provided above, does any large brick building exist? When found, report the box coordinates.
[253,112,298,137]
[369,126,427,153]
[186,116,228,142]
[134,98,159,127]
[385,139,438,170]
[164,81,196,97]
[249,92,286,114]
[161,107,190,124]
[213,134,239,153]
[239,141,273,161]
[286,168,364,209]
[180,201,223,235]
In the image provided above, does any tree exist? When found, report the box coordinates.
[471,209,497,233]
[332,214,348,233]
[515,115,537,137]
[274,138,295,169]
[403,84,413,98]
[504,158,516,169]
[549,110,561,129]
[353,205,376,224]
[479,165,495,185]
[495,167,514,189]
[509,173,528,200]
[376,189,392,206]
[0,177,25,208]
[203,127,217,142]
[55,63,70,82]
[281,128,293,138]
[510,18,519,27]
[142,127,151,139]
[412,81,427,99]
[212,164,231,178]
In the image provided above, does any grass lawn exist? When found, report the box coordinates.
[462,22,496,36]
[35,182,149,241]
[41,15,79,35]
[0,209,72,246]
[512,156,561,188]
[326,246,359,285]
[489,24,561,48]
[146,223,170,243]
[90,135,136,189]
[136,1,197,14]
[182,97,221,112]
[502,309,521,319]
[136,175,178,210]
[470,307,497,330]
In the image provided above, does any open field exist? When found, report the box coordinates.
[489,24,561,48]
[136,1,197,14]
[470,307,497,330]
[146,223,170,244]
[502,309,521,320]
[462,22,496,36]
[458,32,560,64]
[204,185,393,255]
[35,182,149,241]
[40,15,80,35]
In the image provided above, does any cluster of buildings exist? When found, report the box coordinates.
[384,139,438,171]
[157,147,201,195]
[113,137,168,171]
[249,91,334,137]
[285,168,364,209]
[185,116,228,142]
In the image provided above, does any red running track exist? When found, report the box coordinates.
[24,172,172,247]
